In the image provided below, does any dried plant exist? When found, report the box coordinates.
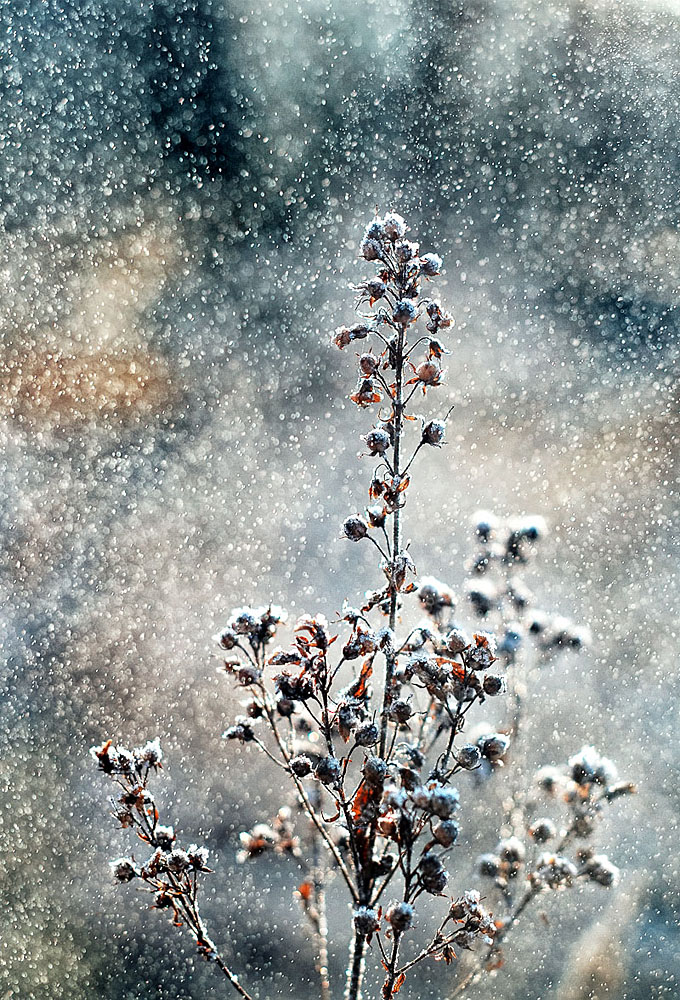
[92,212,634,1000]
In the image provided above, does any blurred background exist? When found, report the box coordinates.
[0,0,678,996]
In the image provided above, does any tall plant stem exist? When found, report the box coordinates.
[378,318,406,760]
[345,926,367,1000]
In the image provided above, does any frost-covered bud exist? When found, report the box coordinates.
[569,746,602,786]
[216,627,238,650]
[137,739,164,767]
[515,515,547,542]
[360,236,383,261]
[466,579,499,616]
[414,360,442,384]
[388,700,413,725]
[534,853,578,890]
[277,697,296,717]
[472,510,498,542]
[422,419,446,446]
[433,819,460,847]
[363,428,391,455]
[290,754,313,777]
[237,664,261,686]
[420,853,449,894]
[154,824,176,850]
[393,299,417,324]
[343,516,369,541]
[359,352,380,375]
[110,857,137,882]
[355,723,379,747]
[333,323,372,350]
[417,576,455,616]
[479,732,510,762]
[166,849,191,874]
[353,906,380,936]
[363,278,387,303]
[363,755,388,786]
[535,765,562,794]
[478,853,501,878]
[395,239,419,262]
[223,716,255,742]
[528,611,550,635]
[529,818,557,843]
[483,674,505,696]
[446,626,471,655]
[314,756,341,786]
[498,837,526,864]
[468,632,497,670]
[350,378,382,407]
[383,212,406,240]
[429,786,460,819]
[585,855,620,887]
[420,252,443,276]
[386,900,414,932]
[229,608,258,634]
[411,786,431,809]
[365,218,385,241]
[456,744,482,769]
[187,844,211,870]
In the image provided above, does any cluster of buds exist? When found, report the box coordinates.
[478,745,633,898]
[91,739,217,957]
[465,510,591,660]
[237,807,300,863]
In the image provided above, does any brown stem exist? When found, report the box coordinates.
[261,695,360,903]
[378,317,406,759]
[345,926,367,1000]
[381,931,403,1000]
[311,825,332,1000]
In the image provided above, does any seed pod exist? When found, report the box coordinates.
[415,360,441,384]
[483,674,505,696]
[385,900,414,932]
[216,627,238,650]
[363,428,391,455]
[360,236,382,261]
[420,853,449,894]
[395,240,419,262]
[478,853,501,878]
[343,516,369,541]
[388,700,413,725]
[433,819,459,847]
[290,754,313,777]
[422,419,446,446]
[355,723,379,747]
[366,505,387,528]
[383,212,406,240]
[314,756,341,786]
[359,353,380,375]
[585,855,620,887]
[498,837,526,864]
[393,299,417,324]
[479,733,510,762]
[529,818,556,843]
[429,786,460,819]
[353,906,380,936]
[420,252,443,276]
[110,858,137,883]
[154,825,176,850]
[363,755,387,786]
[456,744,482,769]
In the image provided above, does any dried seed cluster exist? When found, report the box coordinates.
[93,213,633,1000]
